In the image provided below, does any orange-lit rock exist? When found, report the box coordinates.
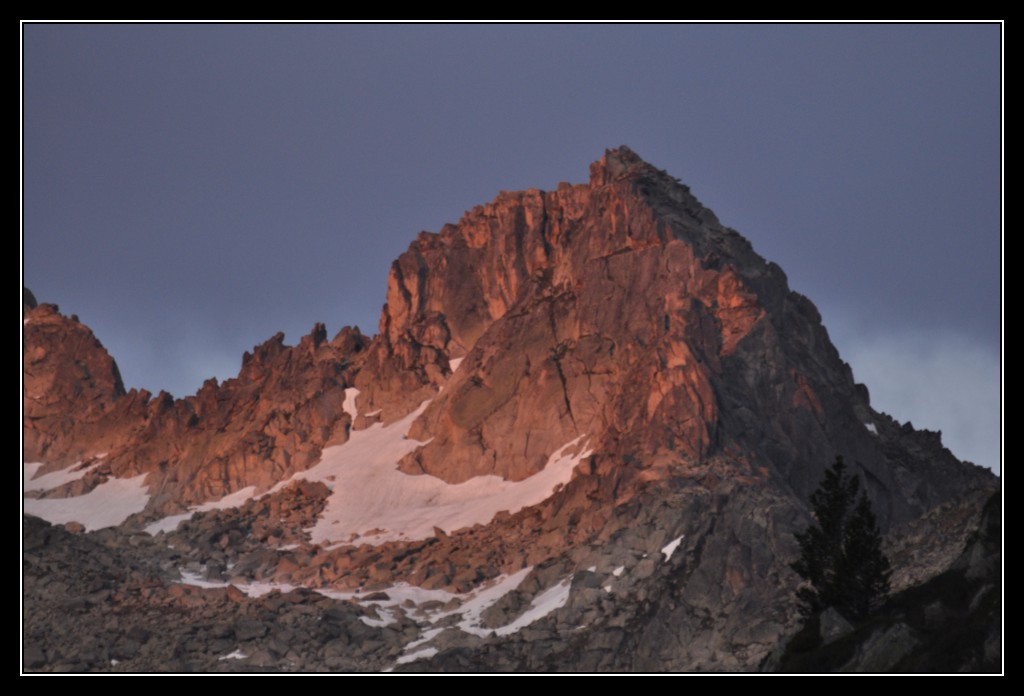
[24,147,991,528]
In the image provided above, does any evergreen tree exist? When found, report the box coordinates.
[791,456,891,620]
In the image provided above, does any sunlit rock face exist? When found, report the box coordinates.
[24,303,370,513]
[360,147,984,527]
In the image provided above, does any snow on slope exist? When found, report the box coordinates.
[661,535,684,561]
[26,375,590,541]
[342,387,360,420]
[283,399,591,546]
[491,575,572,637]
[177,563,575,666]
[23,461,98,492]
[144,486,259,534]
[22,472,150,531]
[383,567,571,665]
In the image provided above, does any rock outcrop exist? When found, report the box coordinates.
[765,491,1000,673]
[357,147,986,536]
[24,303,127,463]
[24,303,370,512]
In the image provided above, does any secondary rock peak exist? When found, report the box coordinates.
[589,145,657,187]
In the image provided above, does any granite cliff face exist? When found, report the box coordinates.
[22,148,997,672]
[360,147,979,526]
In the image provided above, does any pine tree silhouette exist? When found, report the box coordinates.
[791,456,891,620]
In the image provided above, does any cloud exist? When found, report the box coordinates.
[838,330,1001,474]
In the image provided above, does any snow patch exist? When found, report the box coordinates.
[282,399,591,546]
[319,583,456,607]
[175,571,300,598]
[178,570,230,589]
[44,393,589,546]
[492,576,572,637]
[447,567,534,636]
[23,473,150,531]
[236,580,297,598]
[177,562,546,666]
[342,387,360,419]
[603,585,612,593]
[391,567,553,666]
[448,357,464,373]
[177,562,571,666]
[218,650,248,661]
[661,535,684,561]
[145,486,258,534]
[612,566,625,577]
[396,647,438,665]
[23,461,97,493]
[403,627,444,651]
[359,607,399,627]
[865,422,879,435]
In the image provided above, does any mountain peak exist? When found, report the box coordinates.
[589,144,656,186]
[22,149,997,672]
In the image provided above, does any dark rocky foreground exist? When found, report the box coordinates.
[764,491,1001,673]
[22,477,801,673]
[23,481,998,673]
[23,513,411,672]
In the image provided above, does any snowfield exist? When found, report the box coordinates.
[144,486,258,535]
[26,379,591,547]
[24,461,98,492]
[281,398,591,546]
[22,469,150,531]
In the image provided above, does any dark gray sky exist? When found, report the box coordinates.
[22,23,1001,472]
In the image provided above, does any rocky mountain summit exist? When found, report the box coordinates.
[22,147,998,672]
